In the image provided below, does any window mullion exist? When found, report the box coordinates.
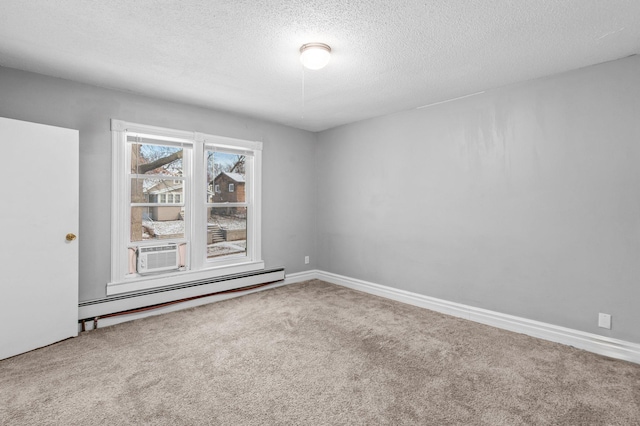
[130,173,185,180]
[206,203,249,207]
[191,138,205,270]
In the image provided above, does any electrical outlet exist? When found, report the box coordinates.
[598,313,612,329]
[304,255,310,264]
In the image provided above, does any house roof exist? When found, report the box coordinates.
[148,182,182,194]
[215,172,245,183]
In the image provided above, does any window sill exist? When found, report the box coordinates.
[107,260,265,296]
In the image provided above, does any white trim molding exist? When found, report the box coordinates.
[107,260,265,295]
[283,270,321,285]
[294,270,640,365]
[80,268,285,331]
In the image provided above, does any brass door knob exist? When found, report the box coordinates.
[66,233,77,242]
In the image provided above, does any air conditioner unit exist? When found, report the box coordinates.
[137,243,179,274]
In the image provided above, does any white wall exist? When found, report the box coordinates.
[316,56,640,344]
[0,67,317,302]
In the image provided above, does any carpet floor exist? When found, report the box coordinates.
[1,280,639,425]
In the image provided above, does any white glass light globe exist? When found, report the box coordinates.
[300,43,331,70]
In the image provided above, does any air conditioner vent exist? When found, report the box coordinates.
[137,243,179,274]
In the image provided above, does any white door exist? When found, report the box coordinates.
[0,117,79,360]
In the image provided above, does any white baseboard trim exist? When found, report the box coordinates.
[284,269,321,285]
[315,270,640,365]
[80,269,315,332]
[79,280,290,332]
[79,269,287,332]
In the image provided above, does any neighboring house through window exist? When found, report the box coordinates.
[109,119,263,295]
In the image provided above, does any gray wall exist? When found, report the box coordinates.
[0,67,317,302]
[2,55,639,344]
[316,55,640,344]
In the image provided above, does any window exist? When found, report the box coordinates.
[206,151,246,259]
[109,120,263,295]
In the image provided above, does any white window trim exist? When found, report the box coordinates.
[229,183,234,192]
[109,119,263,296]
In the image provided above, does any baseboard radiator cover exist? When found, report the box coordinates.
[305,270,640,365]
[78,268,285,329]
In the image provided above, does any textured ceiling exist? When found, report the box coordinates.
[1,1,639,132]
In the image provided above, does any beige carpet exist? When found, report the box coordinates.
[1,280,639,425]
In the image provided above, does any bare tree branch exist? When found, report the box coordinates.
[136,150,183,174]
[229,156,245,173]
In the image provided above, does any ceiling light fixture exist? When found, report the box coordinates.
[300,43,331,70]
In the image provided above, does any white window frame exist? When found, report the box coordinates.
[109,119,263,295]
[229,183,235,192]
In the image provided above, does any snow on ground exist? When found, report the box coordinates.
[143,215,245,238]
[143,217,246,258]
[143,220,185,238]
[207,240,246,258]
[208,214,245,230]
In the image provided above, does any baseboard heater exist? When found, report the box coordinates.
[78,268,285,326]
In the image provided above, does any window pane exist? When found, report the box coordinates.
[207,207,247,259]
[131,207,185,242]
[130,178,183,204]
[131,143,183,176]
[206,150,246,203]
